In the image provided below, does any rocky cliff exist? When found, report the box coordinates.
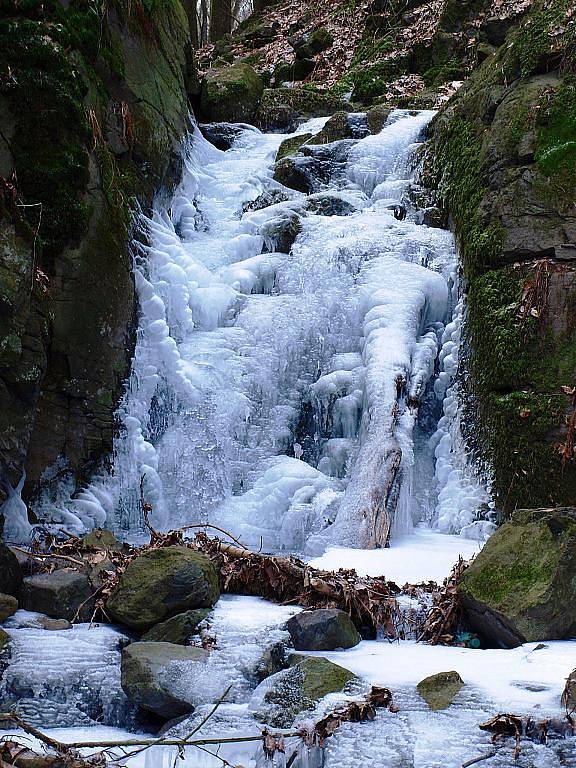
[0,0,197,507]
[423,0,576,514]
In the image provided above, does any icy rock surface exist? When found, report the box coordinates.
[0,614,133,728]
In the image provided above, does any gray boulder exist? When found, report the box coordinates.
[0,593,18,623]
[286,608,361,651]
[106,546,219,631]
[0,545,22,597]
[260,211,302,253]
[121,642,208,719]
[21,569,94,622]
[142,609,210,645]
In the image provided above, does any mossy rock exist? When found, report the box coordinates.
[107,546,219,630]
[275,133,312,161]
[255,88,348,131]
[0,628,10,653]
[274,57,315,84]
[0,593,18,623]
[416,671,464,710]
[0,545,22,597]
[367,104,391,134]
[142,609,210,644]
[286,608,361,651]
[200,62,264,123]
[273,158,313,194]
[252,655,355,727]
[308,112,353,144]
[82,529,121,551]
[458,507,576,647]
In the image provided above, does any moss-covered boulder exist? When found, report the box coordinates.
[251,656,355,727]
[458,508,576,647]
[416,671,464,710]
[200,62,264,123]
[255,88,348,131]
[121,641,208,718]
[106,546,219,630]
[81,529,121,551]
[0,593,18,623]
[367,105,392,134]
[308,112,353,145]
[142,609,210,644]
[286,609,361,651]
[0,628,10,653]
[276,134,312,161]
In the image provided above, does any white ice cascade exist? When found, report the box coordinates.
[24,110,490,547]
[429,297,495,539]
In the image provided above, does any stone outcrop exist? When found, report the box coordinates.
[458,507,576,648]
[106,546,220,630]
[424,0,576,513]
[286,608,361,651]
[0,0,198,513]
[121,641,208,718]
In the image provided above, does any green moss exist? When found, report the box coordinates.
[422,59,464,87]
[350,56,408,104]
[535,77,576,200]
[506,0,573,78]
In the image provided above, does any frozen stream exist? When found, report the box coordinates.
[3,112,573,767]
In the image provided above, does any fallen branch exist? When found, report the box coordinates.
[479,713,576,757]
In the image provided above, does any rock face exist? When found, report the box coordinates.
[200,62,264,123]
[286,609,361,651]
[106,546,220,630]
[0,593,18,623]
[251,656,355,727]
[0,1,198,511]
[563,669,576,713]
[458,508,576,648]
[142,609,210,645]
[21,569,94,622]
[0,545,22,596]
[121,642,208,719]
[424,0,576,512]
[416,671,464,710]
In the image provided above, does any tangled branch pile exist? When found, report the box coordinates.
[194,533,401,636]
[416,557,470,644]
[479,713,576,758]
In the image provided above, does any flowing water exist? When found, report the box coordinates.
[2,111,574,768]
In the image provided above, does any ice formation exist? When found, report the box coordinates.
[29,110,492,549]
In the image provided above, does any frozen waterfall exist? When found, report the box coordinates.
[23,110,491,550]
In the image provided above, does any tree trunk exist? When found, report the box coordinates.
[210,0,232,42]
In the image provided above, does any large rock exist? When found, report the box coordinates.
[106,546,219,630]
[286,608,361,651]
[200,62,264,123]
[416,671,464,710]
[273,157,314,194]
[142,609,210,644]
[0,628,9,653]
[0,593,18,623]
[251,656,355,727]
[81,529,121,551]
[0,545,22,597]
[121,642,208,719]
[260,211,302,253]
[458,508,576,648]
[21,569,94,622]
[308,112,353,145]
